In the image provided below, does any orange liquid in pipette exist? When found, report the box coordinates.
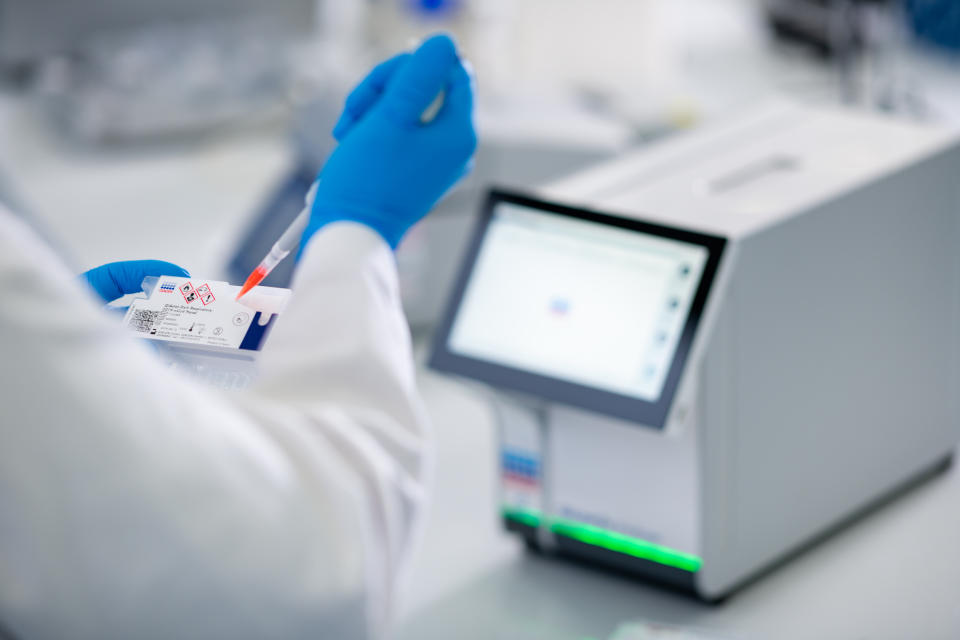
[235,265,268,301]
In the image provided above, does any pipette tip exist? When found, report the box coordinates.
[235,265,268,301]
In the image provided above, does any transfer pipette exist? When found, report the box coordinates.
[235,181,318,301]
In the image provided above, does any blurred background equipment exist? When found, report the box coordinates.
[0,0,315,67]
[764,0,889,58]
[765,0,960,57]
[0,0,316,142]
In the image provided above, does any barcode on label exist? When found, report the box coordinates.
[130,309,159,333]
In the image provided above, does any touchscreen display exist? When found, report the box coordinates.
[447,202,710,403]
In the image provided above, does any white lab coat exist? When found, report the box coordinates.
[0,205,432,639]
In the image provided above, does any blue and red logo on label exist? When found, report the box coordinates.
[502,451,539,487]
[160,282,176,293]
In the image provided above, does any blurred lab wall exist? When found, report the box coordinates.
[0,0,316,66]
[356,0,709,101]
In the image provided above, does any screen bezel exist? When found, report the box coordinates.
[429,189,727,430]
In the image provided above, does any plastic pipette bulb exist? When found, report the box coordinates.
[236,182,318,301]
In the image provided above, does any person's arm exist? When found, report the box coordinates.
[0,34,474,640]
[0,213,419,640]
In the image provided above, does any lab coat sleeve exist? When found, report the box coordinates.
[0,208,431,640]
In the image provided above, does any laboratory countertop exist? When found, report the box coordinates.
[404,368,960,640]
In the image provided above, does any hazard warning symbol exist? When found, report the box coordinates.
[180,282,198,304]
[197,283,215,306]
[179,281,216,305]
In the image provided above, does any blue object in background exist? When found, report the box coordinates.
[304,34,477,250]
[906,0,960,52]
[81,260,189,304]
[406,0,462,18]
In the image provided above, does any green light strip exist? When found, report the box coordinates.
[550,518,702,572]
[502,507,702,573]
[502,506,543,528]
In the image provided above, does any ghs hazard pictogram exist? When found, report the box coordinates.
[196,283,216,306]
[180,281,215,305]
[180,282,197,304]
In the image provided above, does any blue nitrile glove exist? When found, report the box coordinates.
[81,260,189,304]
[303,33,477,250]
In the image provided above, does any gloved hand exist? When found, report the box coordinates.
[304,33,477,250]
[81,260,189,304]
